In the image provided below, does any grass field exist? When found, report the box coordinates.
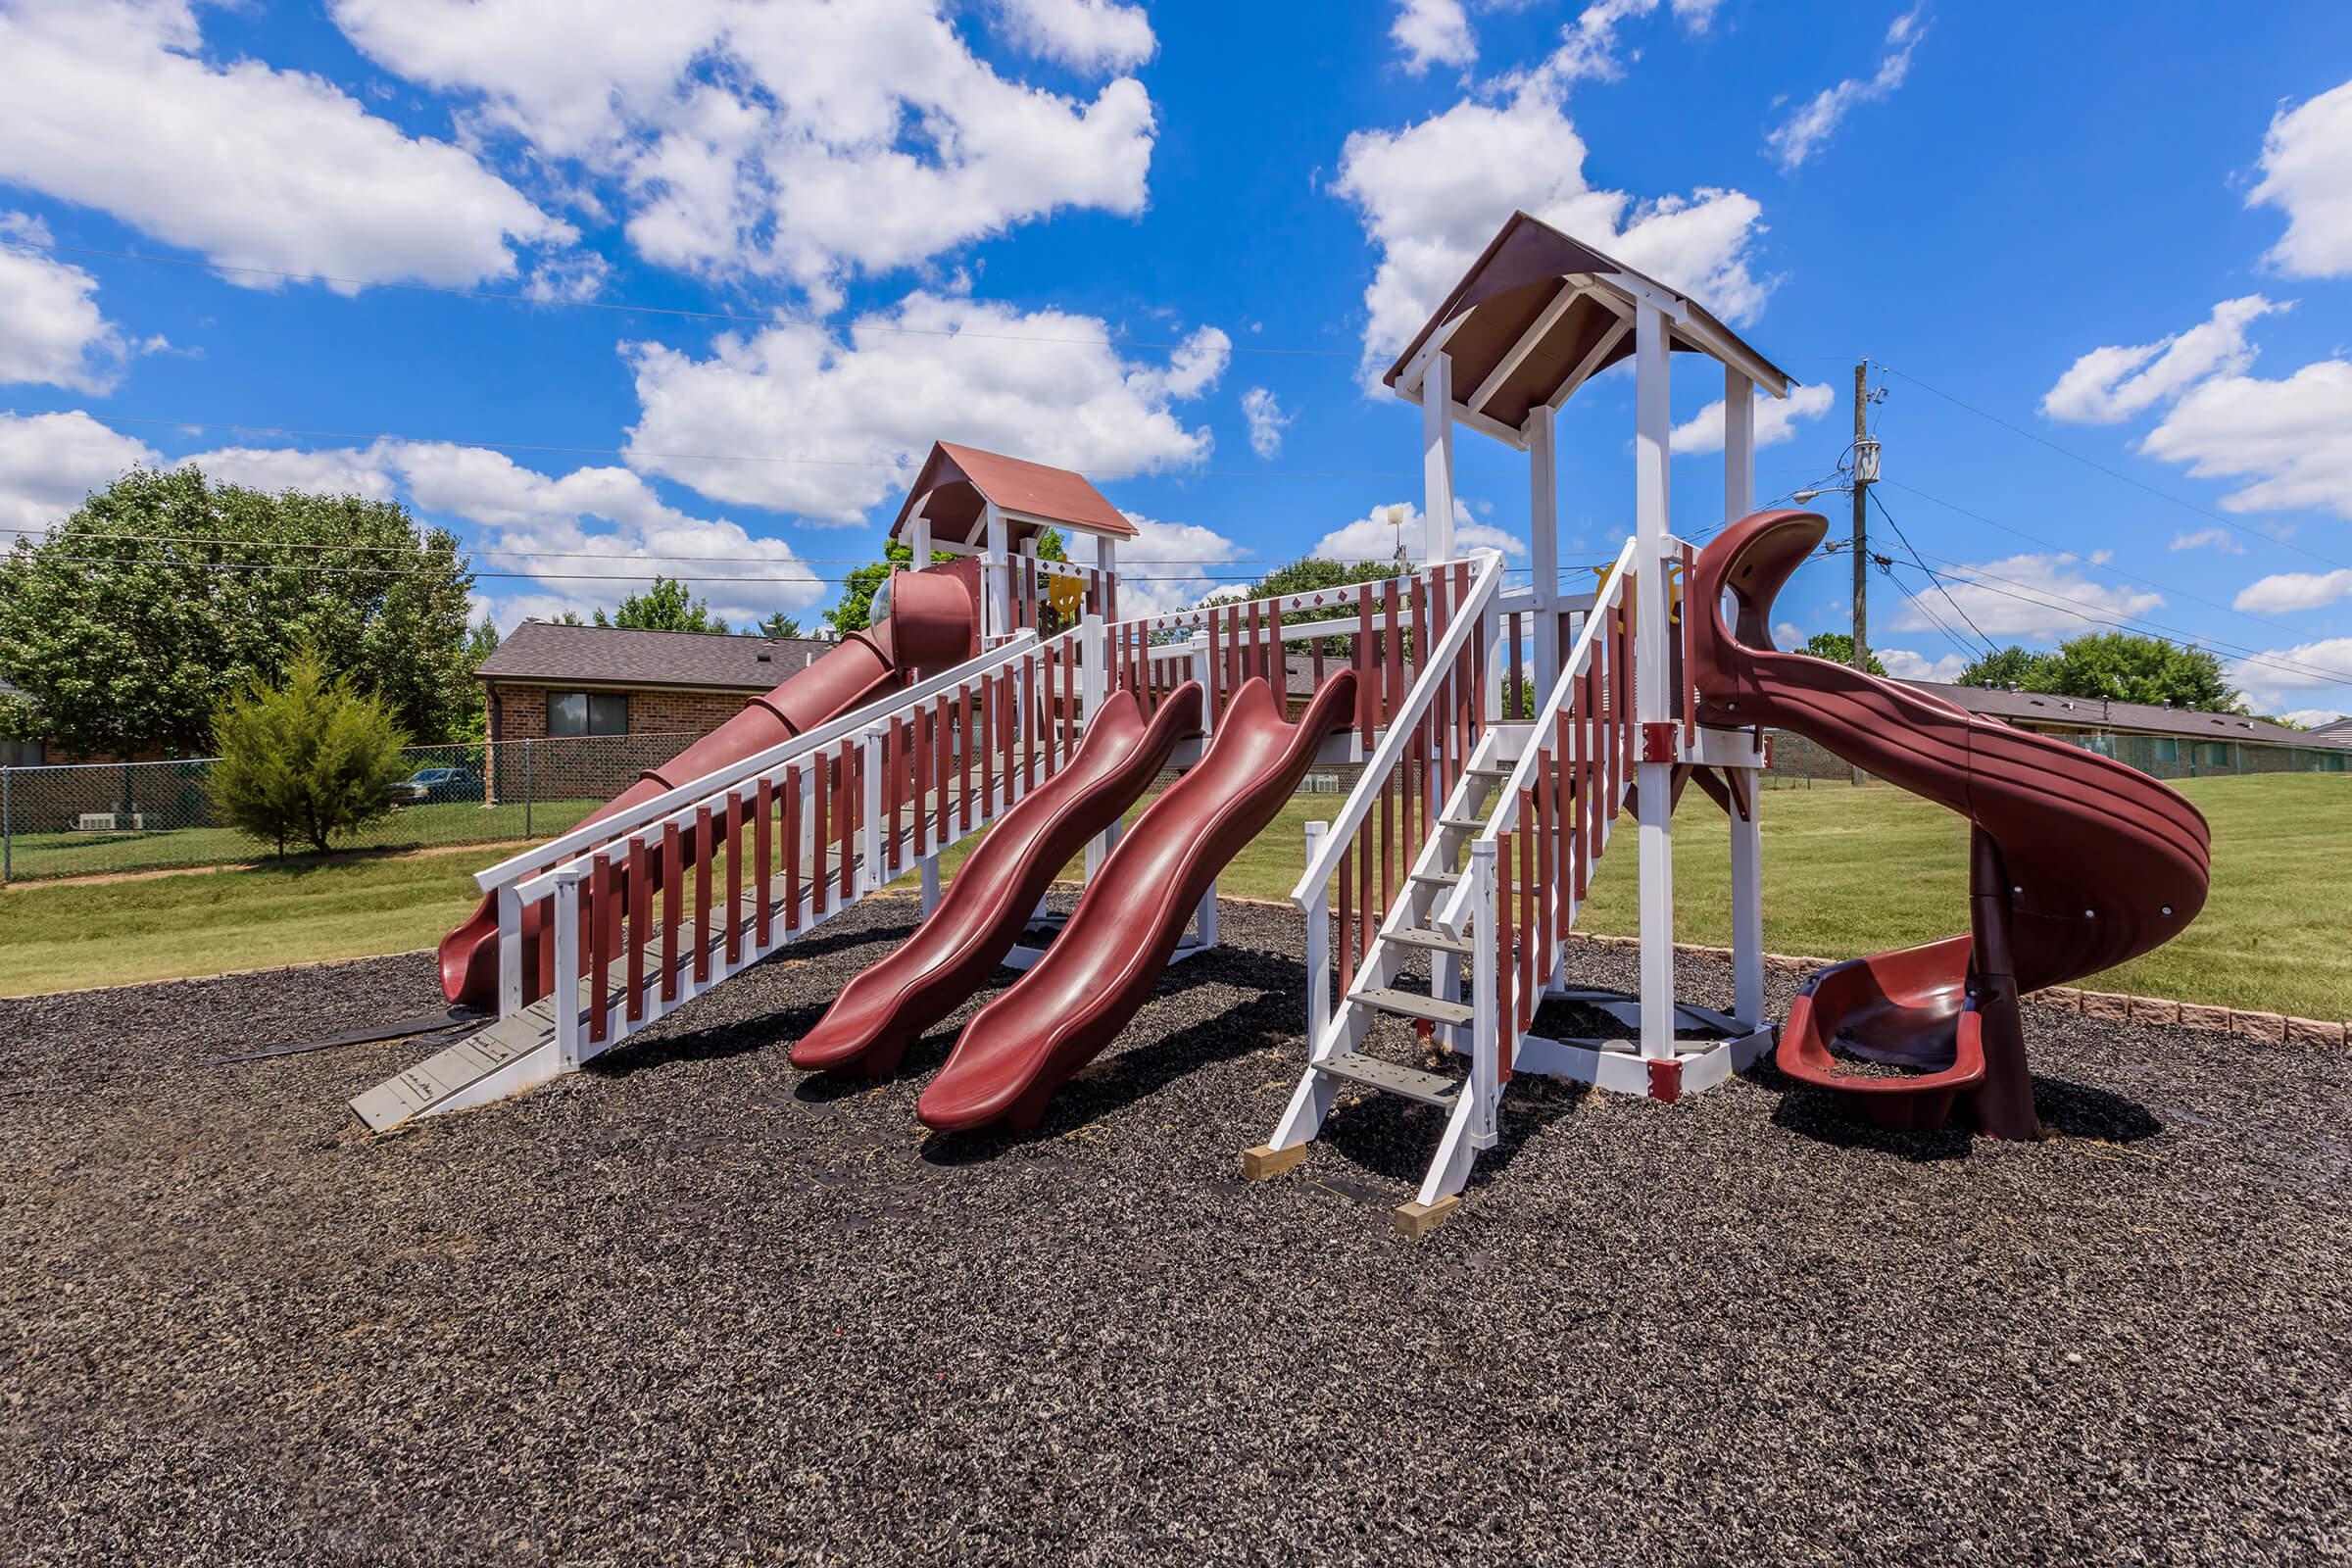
[2,773,2343,1018]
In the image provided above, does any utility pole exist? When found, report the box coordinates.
[1848,361,1882,788]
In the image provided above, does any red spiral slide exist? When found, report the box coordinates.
[917,671,1359,1134]
[1686,510,2212,1136]
[437,567,980,1009]
[790,682,1205,1078]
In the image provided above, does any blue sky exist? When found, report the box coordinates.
[0,0,2348,720]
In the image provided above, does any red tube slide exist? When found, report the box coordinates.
[790,682,1205,1078]
[916,671,1358,1135]
[437,567,979,1008]
[1687,510,2211,1136]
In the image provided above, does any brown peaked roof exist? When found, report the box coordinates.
[477,621,827,692]
[1383,211,1794,427]
[888,441,1136,548]
[1904,680,2309,745]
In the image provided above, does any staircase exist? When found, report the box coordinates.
[1255,539,1648,1224]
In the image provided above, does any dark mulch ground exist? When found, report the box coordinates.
[4,897,2349,1566]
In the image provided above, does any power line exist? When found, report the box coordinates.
[1868,359,2352,574]
[1897,553,2352,688]
[0,408,1417,483]
[1879,477,2338,650]
[15,238,1362,360]
[1864,490,1997,655]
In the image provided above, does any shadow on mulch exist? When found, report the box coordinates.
[1754,1054,2166,1160]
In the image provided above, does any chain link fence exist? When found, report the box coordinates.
[0,732,704,883]
[1761,728,2350,789]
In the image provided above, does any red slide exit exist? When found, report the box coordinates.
[790,682,1205,1078]
[437,567,980,1009]
[1686,510,2211,1136]
[917,672,1358,1135]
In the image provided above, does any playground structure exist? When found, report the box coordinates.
[355,213,2211,1233]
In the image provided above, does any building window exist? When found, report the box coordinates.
[1,737,42,767]
[548,691,628,737]
[2199,741,2232,767]
[2151,738,2180,764]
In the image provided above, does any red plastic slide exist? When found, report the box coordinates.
[437,567,980,1009]
[1686,510,2211,1136]
[917,672,1359,1134]
[790,682,1205,1078]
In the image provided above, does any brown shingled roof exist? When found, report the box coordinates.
[476,621,827,692]
[1905,680,2307,745]
[889,441,1135,548]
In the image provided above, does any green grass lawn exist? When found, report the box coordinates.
[4,798,609,881]
[3,773,2344,1018]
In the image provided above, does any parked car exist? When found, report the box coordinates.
[391,766,482,806]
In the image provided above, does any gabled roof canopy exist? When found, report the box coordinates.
[888,441,1136,550]
[1384,212,1795,434]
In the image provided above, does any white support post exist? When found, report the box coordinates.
[982,502,1012,645]
[1193,880,1220,951]
[1302,821,1330,1044]
[1527,405,1560,697]
[1724,366,1756,520]
[1096,536,1117,618]
[858,726,885,894]
[1080,612,1109,879]
[1633,299,1677,1061]
[1467,839,1500,1148]
[496,884,523,1017]
[552,868,584,1071]
[1422,351,1456,564]
[910,514,933,571]
[920,858,941,916]
[1724,365,1763,1024]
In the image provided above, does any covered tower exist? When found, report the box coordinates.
[888,441,1136,644]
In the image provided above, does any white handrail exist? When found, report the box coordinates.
[474,626,1053,895]
[1288,550,1504,908]
[1431,535,1635,937]
[1118,563,1451,638]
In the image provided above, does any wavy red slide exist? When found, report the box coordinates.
[790,682,1205,1078]
[1687,509,2211,1136]
[437,568,980,1009]
[917,672,1358,1135]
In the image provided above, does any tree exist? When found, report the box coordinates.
[1957,645,2046,689]
[2024,632,2238,711]
[0,466,474,756]
[598,575,728,633]
[1245,556,1402,655]
[754,612,804,639]
[1800,630,1886,677]
[457,616,501,745]
[206,645,411,857]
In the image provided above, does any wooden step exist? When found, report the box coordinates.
[1354,986,1474,1028]
[1382,925,1469,956]
[1408,869,1459,888]
[1313,1050,1460,1107]
[1438,813,1485,832]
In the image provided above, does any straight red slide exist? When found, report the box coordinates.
[790,681,1204,1078]
[916,671,1358,1135]
[1687,509,2211,1136]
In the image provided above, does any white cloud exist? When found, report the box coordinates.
[1102,511,1248,618]
[1523,0,1725,92]
[331,0,1155,303]
[0,410,159,531]
[1393,0,1476,75]
[2232,567,2352,614]
[179,444,402,502]
[2039,296,2284,424]
[2138,358,2352,519]
[2250,78,2352,279]
[1311,499,1524,564]
[2281,708,2346,730]
[2168,527,2244,554]
[621,293,1224,523]
[1241,386,1292,459]
[1878,647,1966,683]
[0,214,154,393]
[2228,637,2352,708]
[1765,5,1927,172]
[0,0,571,292]
[1671,381,1835,455]
[1892,553,2164,641]
[1334,88,1769,387]
[996,0,1155,71]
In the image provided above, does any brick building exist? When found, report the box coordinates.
[476,622,829,803]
